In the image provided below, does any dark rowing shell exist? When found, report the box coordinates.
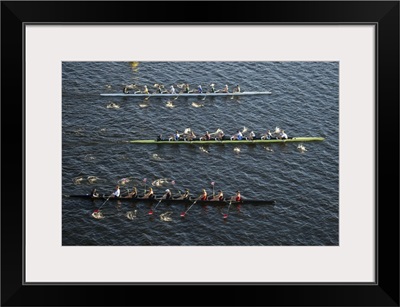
[64,194,276,205]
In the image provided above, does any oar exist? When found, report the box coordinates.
[180,200,197,217]
[148,199,162,215]
[94,194,111,213]
[223,200,233,219]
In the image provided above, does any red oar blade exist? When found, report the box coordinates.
[223,214,228,219]
[148,209,153,215]
[180,212,186,217]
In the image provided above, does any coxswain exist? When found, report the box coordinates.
[111,185,120,197]
[143,187,155,199]
[170,85,176,94]
[162,189,172,200]
[212,190,224,201]
[91,188,99,198]
[197,189,208,200]
[198,85,203,93]
[233,85,241,93]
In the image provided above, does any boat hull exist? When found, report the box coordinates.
[129,137,325,144]
[64,195,276,205]
[100,91,271,97]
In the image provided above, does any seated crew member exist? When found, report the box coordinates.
[127,187,138,198]
[221,84,229,93]
[261,130,273,140]
[247,131,256,140]
[210,83,216,93]
[91,188,99,198]
[233,84,241,93]
[110,185,120,198]
[184,130,196,141]
[212,190,224,201]
[174,130,180,141]
[279,130,288,139]
[184,84,190,93]
[170,85,176,94]
[197,189,208,201]
[198,85,203,93]
[162,189,172,200]
[231,130,243,140]
[143,187,155,199]
[216,130,225,141]
[177,189,190,200]
[231,191,242,202]
[200,131,211,141]
[123,86,129,94]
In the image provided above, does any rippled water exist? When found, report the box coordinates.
[62,61,339,246]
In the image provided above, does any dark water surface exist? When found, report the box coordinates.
[62,61,339,246]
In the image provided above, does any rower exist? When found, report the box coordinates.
[230,130,243,140]
[216,129,225,141]
[197,189,208,200]
[127,187,138,198]
[210,83,215,93]
[261,129,273,140]
[247,131,256,140]
[233,84,241,93]
[184,84,190,93]
[91,188,99,198]
[177,189,190,200]
[222,84,229,93]
[174,130,180,141]
[279,130,288,139]
[111,185,120,198]
[162,189,172,200]
[231,191,242,202]
[143,187,155,199]
[123,86,129,94]
[212,190,224,201]
[198,85,203,93]
[170,85,176,94]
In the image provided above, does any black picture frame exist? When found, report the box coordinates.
[2,1,399,306]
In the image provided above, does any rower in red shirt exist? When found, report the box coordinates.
[197,189,208,200]
[231,191,242,202]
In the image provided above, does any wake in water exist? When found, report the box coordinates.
[73,175,104,185]
[160,211,173,222]
[126,210,137,220]
[192,102,204,108]
[263,146,274,152]
[92,211,104,219]
[106,102,120,109]
[297,144,307,152]
[199,147,210,154]
[165,100,175,108]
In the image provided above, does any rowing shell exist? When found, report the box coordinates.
[100,91,272,97]
[64,194,276,205]
[129,137,325,144]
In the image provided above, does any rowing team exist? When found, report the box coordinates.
[91,186,242,202]
[160,128,288,142]
[123,83,241,95]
